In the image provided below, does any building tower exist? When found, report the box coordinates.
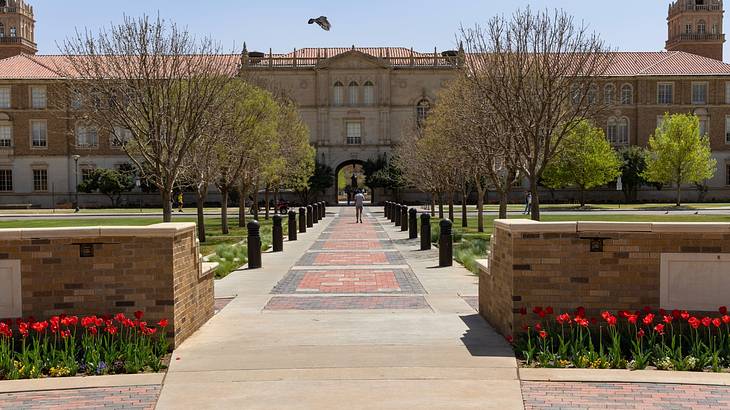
[0,0,36,60]
[667,0,725,61]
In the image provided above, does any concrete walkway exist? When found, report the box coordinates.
[155,206,521,409]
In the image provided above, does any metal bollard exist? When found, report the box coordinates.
[439,219,453,267]
[288,210,297,241]
[384,202,390,220]
[387,202,393,221]
[272,214,283,252]
[312,203,319,224]
[299,207,307,233]
[408,208,418,239]
[420,213,431,250]
[394,204,402,226]
[319,202,325,219]
[321,202,326,219]
[247,220,262,269]
[401,205,409,232]
[307,205,314,228]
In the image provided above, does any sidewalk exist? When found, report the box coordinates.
[155,206,522,409]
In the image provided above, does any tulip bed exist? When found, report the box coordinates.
[512,306,730,372]
[0,311,169,380]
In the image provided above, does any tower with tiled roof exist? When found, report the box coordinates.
[0,0,36,60]
[667,0,725,61]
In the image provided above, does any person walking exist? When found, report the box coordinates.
[177,191,184,213]
[523,191,532,215]
[354,189,365,223]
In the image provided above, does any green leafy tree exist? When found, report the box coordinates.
[364,155,406,202]
[543,120,622,207]
[643,113,716,206]
[77,168,136,207]
[618,146,649,203]
[300,162,334,203]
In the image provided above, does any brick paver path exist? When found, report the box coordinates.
[0,385,160,410]
[521,381,730,409]
[266,207,428,310]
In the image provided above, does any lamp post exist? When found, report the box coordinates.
[135,177,142,213]
[73,155,80,213]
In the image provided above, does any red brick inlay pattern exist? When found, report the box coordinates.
[265,296,429,310]
[521,381,730,409]
[313,252,388,265]
[0,385,161,410]
[320,240,384,250]
[298,270,400,293]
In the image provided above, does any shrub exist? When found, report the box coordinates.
[210,244,248,279]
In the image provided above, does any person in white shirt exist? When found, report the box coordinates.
[354,190,365,223]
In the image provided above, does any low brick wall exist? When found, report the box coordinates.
[0,223,213,348]
[479,220,730,338]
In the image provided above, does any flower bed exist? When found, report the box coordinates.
[0,311,169,380]
[512,305,730,372]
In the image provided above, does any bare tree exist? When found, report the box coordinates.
[460,8,612,220]
[57,15,236,222]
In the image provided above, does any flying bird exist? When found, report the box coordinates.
[308,16,331,31]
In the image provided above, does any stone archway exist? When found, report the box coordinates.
[334,160,370,205]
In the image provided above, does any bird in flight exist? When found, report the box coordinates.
[308,16,332,31]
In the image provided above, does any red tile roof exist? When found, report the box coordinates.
[1,49,730,79]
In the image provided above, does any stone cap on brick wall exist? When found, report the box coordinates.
[494,219,730,234]
[0,222,196,240]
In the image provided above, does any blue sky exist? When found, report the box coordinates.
[32,1,718,58]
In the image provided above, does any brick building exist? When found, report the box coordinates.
[0,0,730,206]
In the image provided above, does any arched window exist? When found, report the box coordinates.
[9,27,16,38]
[363,81,375,106]
[620,84,633,105]
[333,82,343,106]
[587,84,598,104]
[698,20,707,34]
[416,99,431,126]
[617,117,629,146]
[606,118,618,144]
[348,81,359,106]
[604,84,615,105]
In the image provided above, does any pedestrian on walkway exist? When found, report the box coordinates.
[354,189,364,223]
[523,191,532,215]
[177,192,184,213]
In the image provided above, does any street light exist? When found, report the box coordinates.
[73,155,80,213]
[135,177,142,213]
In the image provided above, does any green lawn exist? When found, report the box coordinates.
[417,203,730,213]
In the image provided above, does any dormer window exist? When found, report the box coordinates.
[348,81,359,106]
[333,82,343,106]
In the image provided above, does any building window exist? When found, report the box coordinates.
[0,23,4,38]
[606,118,617,144]
[713,24,718,34]
[727,164,730,186]
[0,124,11,147]
[416,99,431,126]
[81,167,95,182]
[698,20,706,34]
[9,27,16,37]
[699,117,709,137]
[333,82,343,106]
[346,122,362,145]
[725,115,730,144]
[348,81,359,106]
[30,120,47,148]
[0,87,10,109]
[32,169,47,192]
[0,169,11,192]
[692,82,708,105]
[604,84,615,105]
[571,84,581,105]
[607,117,629,146]
[111,127,132,148]
[363,81,375,106]
[685,24,693,34]
[726,82,730,105]
[75,125,99,148]
[620,84,633,105]
[587,84,597,104]
[657,82,674,105]
[30,86,47,109]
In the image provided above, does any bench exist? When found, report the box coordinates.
[0,203,35,210]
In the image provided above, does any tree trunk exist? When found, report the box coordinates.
[221,186,229,235]
[264,187,270,220]
[447,192,455,222]
[676,182,682,207]
[252,188,259,220]
[237,183,246,228]
[438,192,444,219]
[196,188,207,243]
[498,191,508,219]
[476,186,485,233]
[529,178,540,221]
[430,194,436,217]
[161,188,173,222]
[579,186,586,207]
[461,188,468,228]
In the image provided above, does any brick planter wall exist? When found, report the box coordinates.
[0,223,213,348]
[479,220,730,338]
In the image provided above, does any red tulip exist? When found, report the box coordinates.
[539,330,548,340]
[534,323,542,331]
[545,306,554,315]
[88,326,98,335]
[575,306,586,318]
[643,306,652,313]
[637,329,645,338]
[671,309,681,319]
[134,310,144,320]
[663,315,673,324]
[60,330,71,339]
[720,306,728,315]
[722,315,730,325]
[712,318,722,328]
[606,315,617,327]
[105,325,118,335]
[556,313,571,325]
[701,317,712,328]
[519,307,527,316]
[114,313,127,323]
[627,314,638,324]
[688,317,701,329]
[158,319,169,328]
[654,324,665,335]
[505,335,514,344]
[642,313,655,325]
[681,311,690,321]
[659,308,666,316]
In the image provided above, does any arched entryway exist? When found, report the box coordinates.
[334,160,371,205]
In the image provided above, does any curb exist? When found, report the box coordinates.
[519,367,730,386]
[0,373,165,394]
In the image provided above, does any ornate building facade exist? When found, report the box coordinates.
[0,1,729,206]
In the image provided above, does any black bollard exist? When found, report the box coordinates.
[313,203,320,224]
[391,202,396,222]
[401,206,409,232]
[439,219,453,267]
[321,202,326,219]
[307,205,314,228]
[408,208,418,239]
[420,213,432,250]
[394,204,402,227]
[384,202,390,220]
[272,215,283,252]
[288,210,297,241]
[319,202,325,220]
[247,220,262,269]
[299,207,307,233]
